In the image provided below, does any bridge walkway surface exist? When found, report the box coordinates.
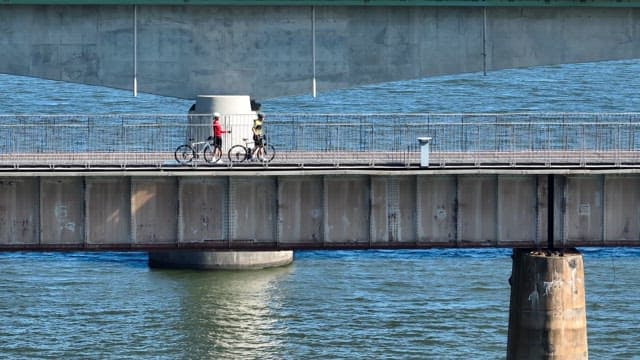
[1,150,640,170]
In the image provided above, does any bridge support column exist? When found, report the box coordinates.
[507,248,588,359]
[148,250,293,270]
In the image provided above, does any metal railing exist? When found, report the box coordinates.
[0,113,640,168]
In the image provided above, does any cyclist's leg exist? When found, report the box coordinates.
[251,135,261,159]
[260,137,267,159]
[254,136,263,159]
[215,145,223,162]
[214,137,223,162]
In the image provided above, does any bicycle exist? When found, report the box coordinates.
[228,137,276,163]
[174,136,222,165]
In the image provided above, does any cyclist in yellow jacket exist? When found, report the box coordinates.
[251,112,265,160]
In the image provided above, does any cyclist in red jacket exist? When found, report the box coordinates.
[211,112,230,163]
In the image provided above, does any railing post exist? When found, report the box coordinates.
[417,137,432,168]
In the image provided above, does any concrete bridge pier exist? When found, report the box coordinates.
[507,248,588,359]
[150,94,293,270]
[148,250,293,270]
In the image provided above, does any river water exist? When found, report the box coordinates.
[1,60,640,359]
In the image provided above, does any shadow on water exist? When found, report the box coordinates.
[1,246,635,269]
[294,248,513,261]
[0,251,148,268]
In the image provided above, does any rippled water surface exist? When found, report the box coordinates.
[1,250,639,359]
[1,60,640,359]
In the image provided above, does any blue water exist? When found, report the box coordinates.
[1,60,640,359]
[3,59,640,115]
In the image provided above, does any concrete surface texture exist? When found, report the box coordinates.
[2,173,640,250]
[507,249,588,359]
[1,5,639,99]
[148,250,293,270]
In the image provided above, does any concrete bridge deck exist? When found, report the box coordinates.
[1,164,639,251]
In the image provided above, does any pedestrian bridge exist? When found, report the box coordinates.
[1,113,640,251]
[2,112,640,169]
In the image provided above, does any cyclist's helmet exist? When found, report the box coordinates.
[213,112,221,119]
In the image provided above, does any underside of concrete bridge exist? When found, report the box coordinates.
[1,1,640,99]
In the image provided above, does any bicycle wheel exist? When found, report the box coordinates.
[262,144,276,163]
[203,145,221,163]
[174,144,195,164]
[228,145,248,163]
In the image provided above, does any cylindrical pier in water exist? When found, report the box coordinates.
[507,248,588,359]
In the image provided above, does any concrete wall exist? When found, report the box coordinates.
[371,176,416,244]
[324,175,370,245]
[564,176,604,245]
[604,175,640,243]
[0,178,39,245]
[179,177,227,243]
[1,173,640,250]
[1,5,640,99]
[230,176,278,243]
[131,177,178,244]
[458,175,498,245]
[86,177,130,245]
[497,175,538,245]
[40,177,84,245]
[277,176,323,244]
[416,175,457,245]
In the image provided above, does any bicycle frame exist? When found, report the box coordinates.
[228,137,275,163]
[190,139,212,154]
[175,137,221,164]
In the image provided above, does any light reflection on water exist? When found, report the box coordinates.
[170,266,293,359]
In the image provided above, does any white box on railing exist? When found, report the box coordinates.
[417,137,432,168]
